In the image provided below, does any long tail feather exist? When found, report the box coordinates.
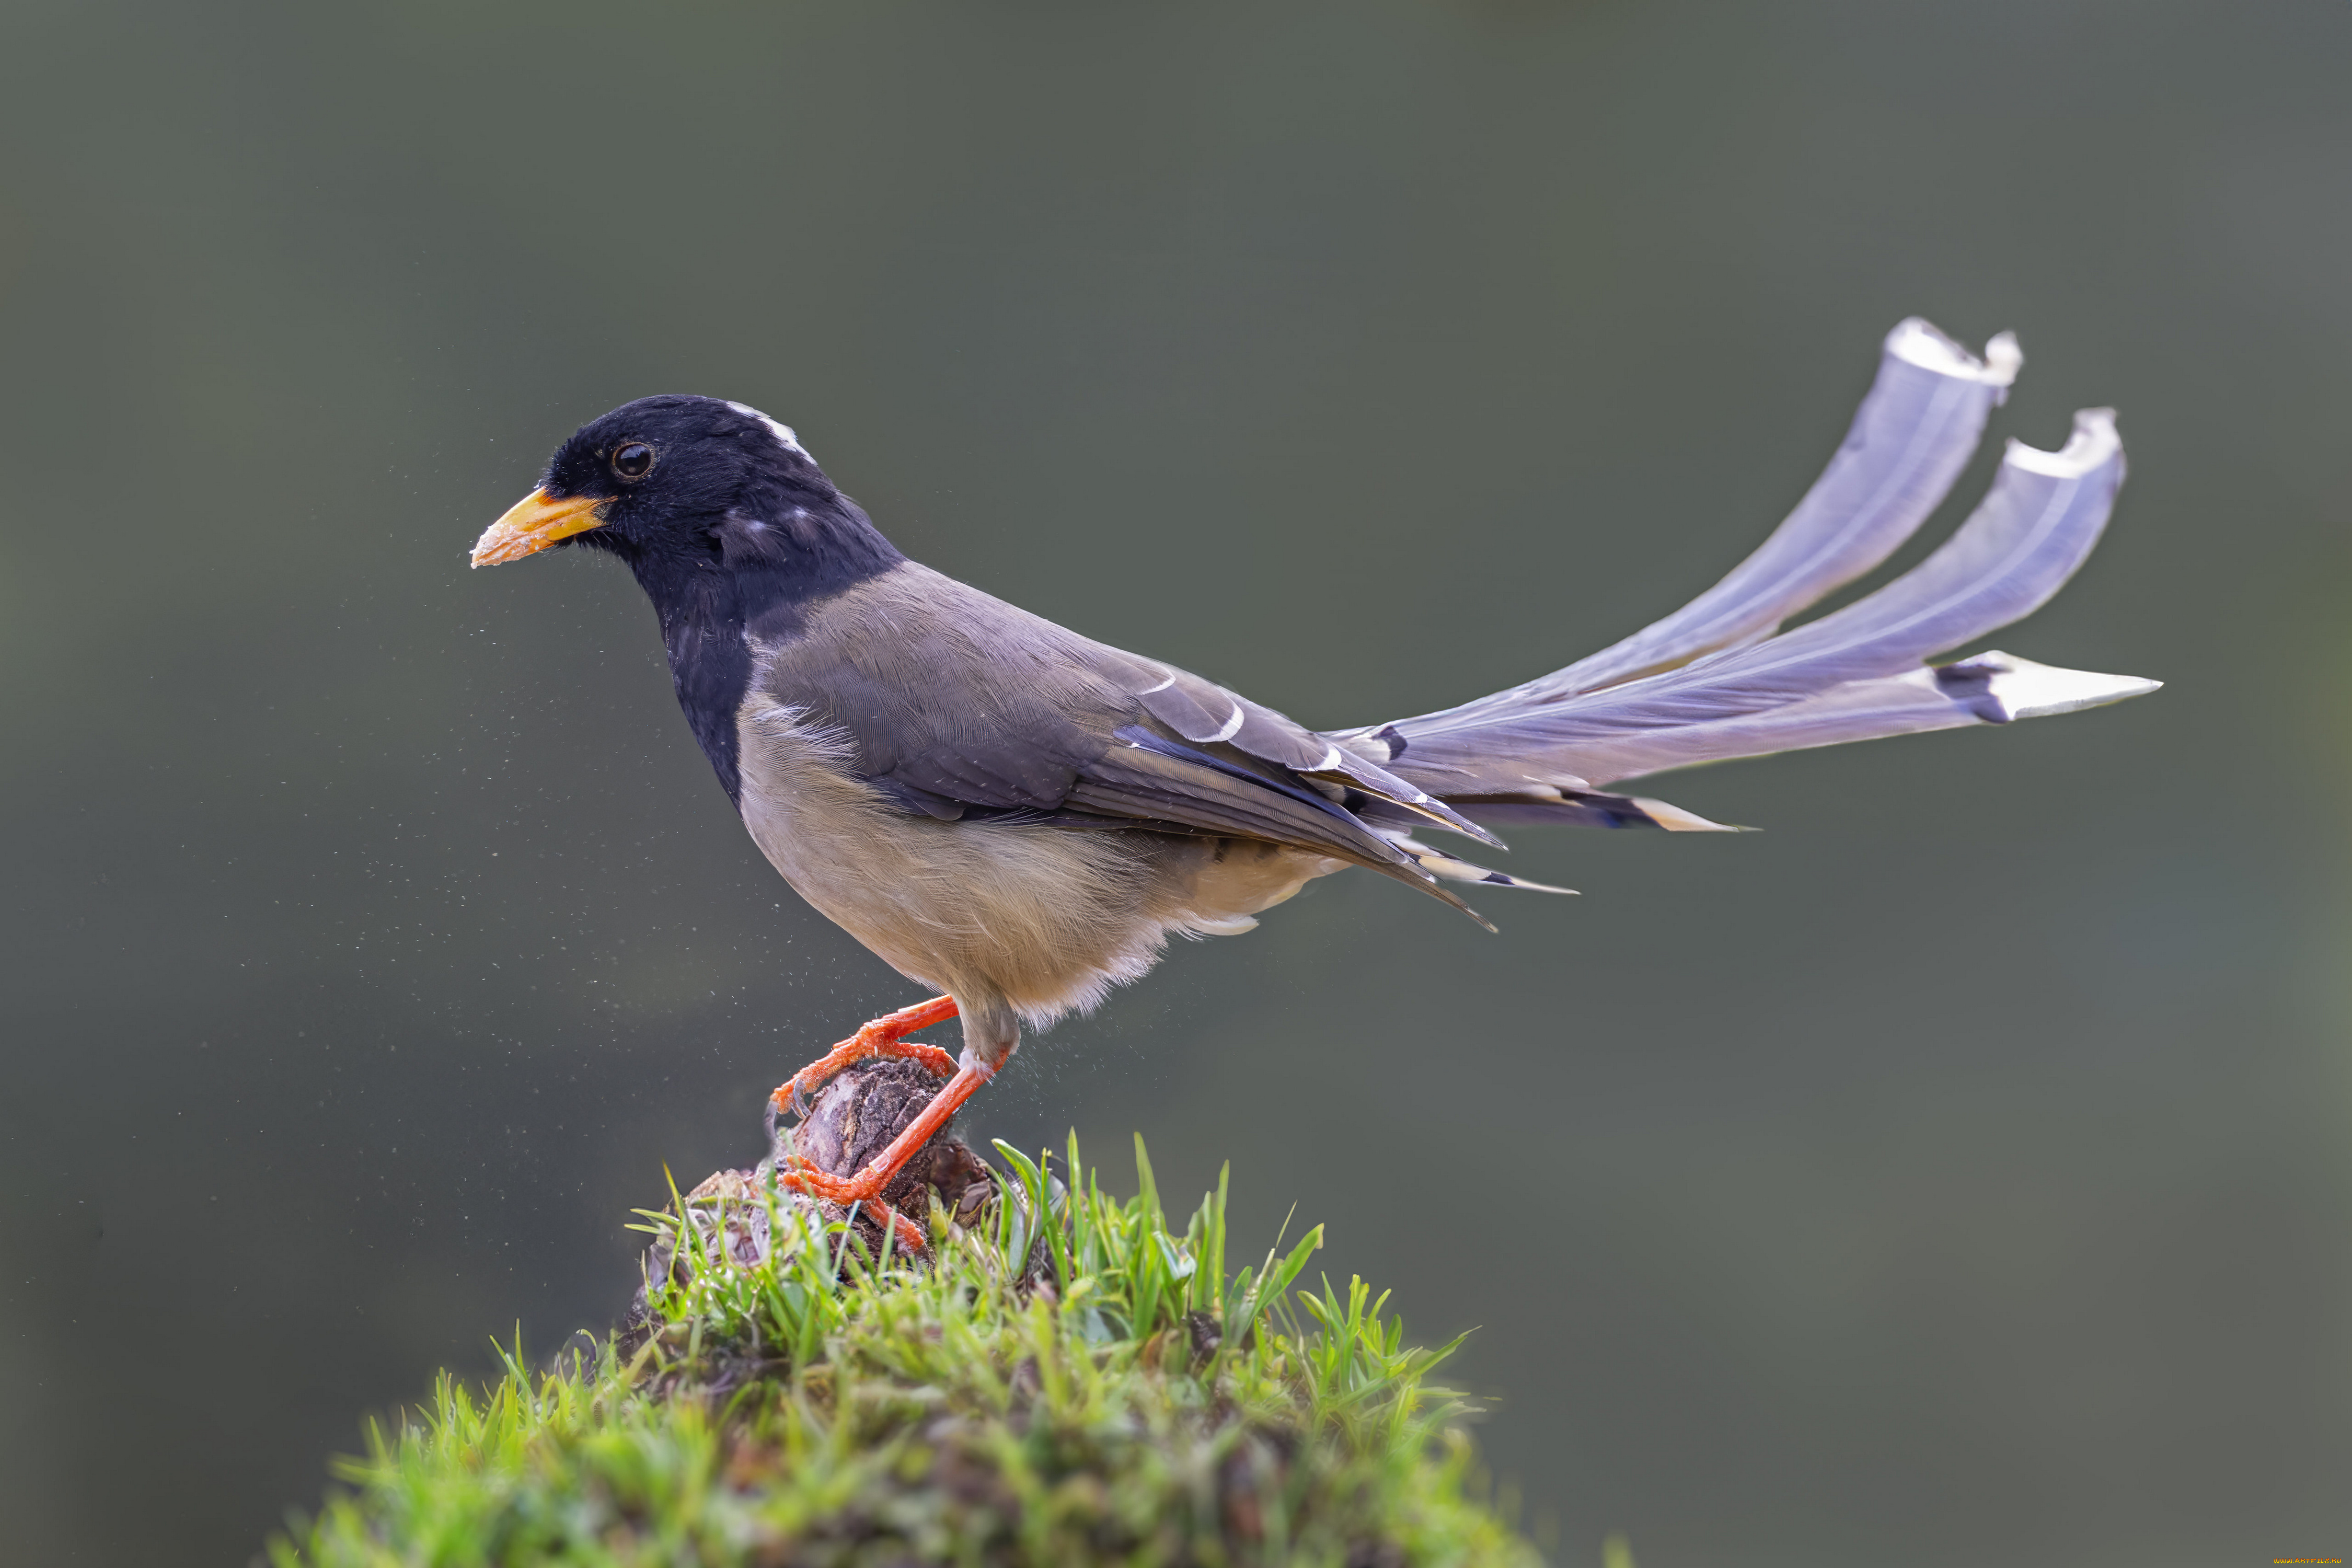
[1548,318,2020,694]
[1381,319,2021,748]
[1458,651,2158,795]
[1327,319,2156,829]
[1628,409,2126,710]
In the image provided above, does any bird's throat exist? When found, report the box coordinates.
[630,499,906,812]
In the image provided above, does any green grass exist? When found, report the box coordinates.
[269,1135,1542,1567]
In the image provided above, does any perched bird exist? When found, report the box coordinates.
[473,318,2155,1250]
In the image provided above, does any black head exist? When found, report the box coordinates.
[472,394,907,808]
[471,394,903,599]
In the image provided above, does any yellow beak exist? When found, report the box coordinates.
[470,489,609,567]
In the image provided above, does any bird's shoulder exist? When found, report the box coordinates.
[731,561,1471,902]
[737,561,1330,811]
[739,562,1134,813]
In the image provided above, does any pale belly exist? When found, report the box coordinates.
[734,700,1339,1028]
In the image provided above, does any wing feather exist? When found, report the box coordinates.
[754,564,1491,923]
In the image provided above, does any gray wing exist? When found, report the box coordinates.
[755,564,1492,918]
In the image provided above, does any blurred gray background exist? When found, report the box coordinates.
[4,2,2348,1563]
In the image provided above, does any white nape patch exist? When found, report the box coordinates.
[725,401,808,456]
[1886,316,2023,388]
[2003,408,2122,478]
[1208,703,1246,742]
[1944,650,2162,720]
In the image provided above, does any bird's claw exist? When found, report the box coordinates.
[777,1160,874,1204]
[757,997,965,1256]
[773,1163,925,1252]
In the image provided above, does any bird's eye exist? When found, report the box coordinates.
[611,442,657,480]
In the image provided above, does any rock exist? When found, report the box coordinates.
[789,1057,996,1237]
[623,1058,998,1348]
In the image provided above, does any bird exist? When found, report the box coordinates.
[472,317,2157,1251]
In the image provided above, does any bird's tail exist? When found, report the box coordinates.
[1325,318,2158,884]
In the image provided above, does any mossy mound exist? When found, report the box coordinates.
[270,1135,1540,1566]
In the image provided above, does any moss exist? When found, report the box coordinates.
[269,1136,1540,1567]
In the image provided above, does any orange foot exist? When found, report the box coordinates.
[770,994,959,1120]
[780,1176,928,1254]
[775,1060,996,1256]
[767,996,973,1255]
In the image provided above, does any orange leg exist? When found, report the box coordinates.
[778,1061,997,1249]
[852,1197,931,1256]
[767,995,965,1255]
[769,994,959,1119]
